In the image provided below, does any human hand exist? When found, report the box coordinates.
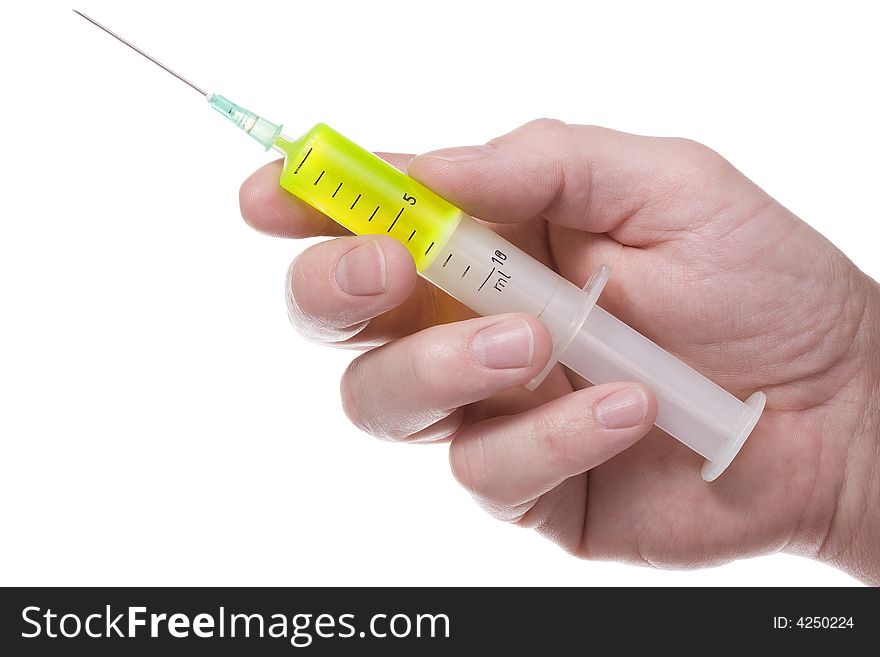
[240,120,880,584]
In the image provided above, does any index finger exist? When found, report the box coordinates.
[239,153,414,239]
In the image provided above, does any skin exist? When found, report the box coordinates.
[239,120,880,584]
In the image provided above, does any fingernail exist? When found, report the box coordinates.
[418,144,495,162]
[596,387,648,429]
[471,318,534,369]
[335,240,386,296]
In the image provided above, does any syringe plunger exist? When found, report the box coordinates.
[561,307,765,481]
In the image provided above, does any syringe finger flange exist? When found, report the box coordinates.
[526,264,611,391]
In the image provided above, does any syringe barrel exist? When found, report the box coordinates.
[277,124,462,271]
[276,123,604,353]
[275,123,764,480]
[420,216,603,388]
[421,216,567,321]
[422,220,765,480]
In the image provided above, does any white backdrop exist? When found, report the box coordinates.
[1,1,876,586]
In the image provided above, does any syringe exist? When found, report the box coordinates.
[75,11,765,481]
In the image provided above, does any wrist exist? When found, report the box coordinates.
[816,278,880,584]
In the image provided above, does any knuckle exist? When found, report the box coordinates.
[405,409,465,444]
[532,408,592,468]
[449,433,491,495]
[340,355,401,440]
[341,348,446,443]
[284,251,368,345]
[284,255,312,334]
[672,136,712,155]
[340,357,402,441]
[476,496,534,524]
[498,118,568,146]
[405,331,463,401]
[339,356,370,434]
[406,338,440,394]
[669,137,728,171]
[525,117,568,133]
[572,123,606,140]
[450,433,531,516]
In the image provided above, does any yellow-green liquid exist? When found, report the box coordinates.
[275,124,462,271]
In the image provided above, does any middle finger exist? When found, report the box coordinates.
[340,313,553,442]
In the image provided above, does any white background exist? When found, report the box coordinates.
[1,1,877,586]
